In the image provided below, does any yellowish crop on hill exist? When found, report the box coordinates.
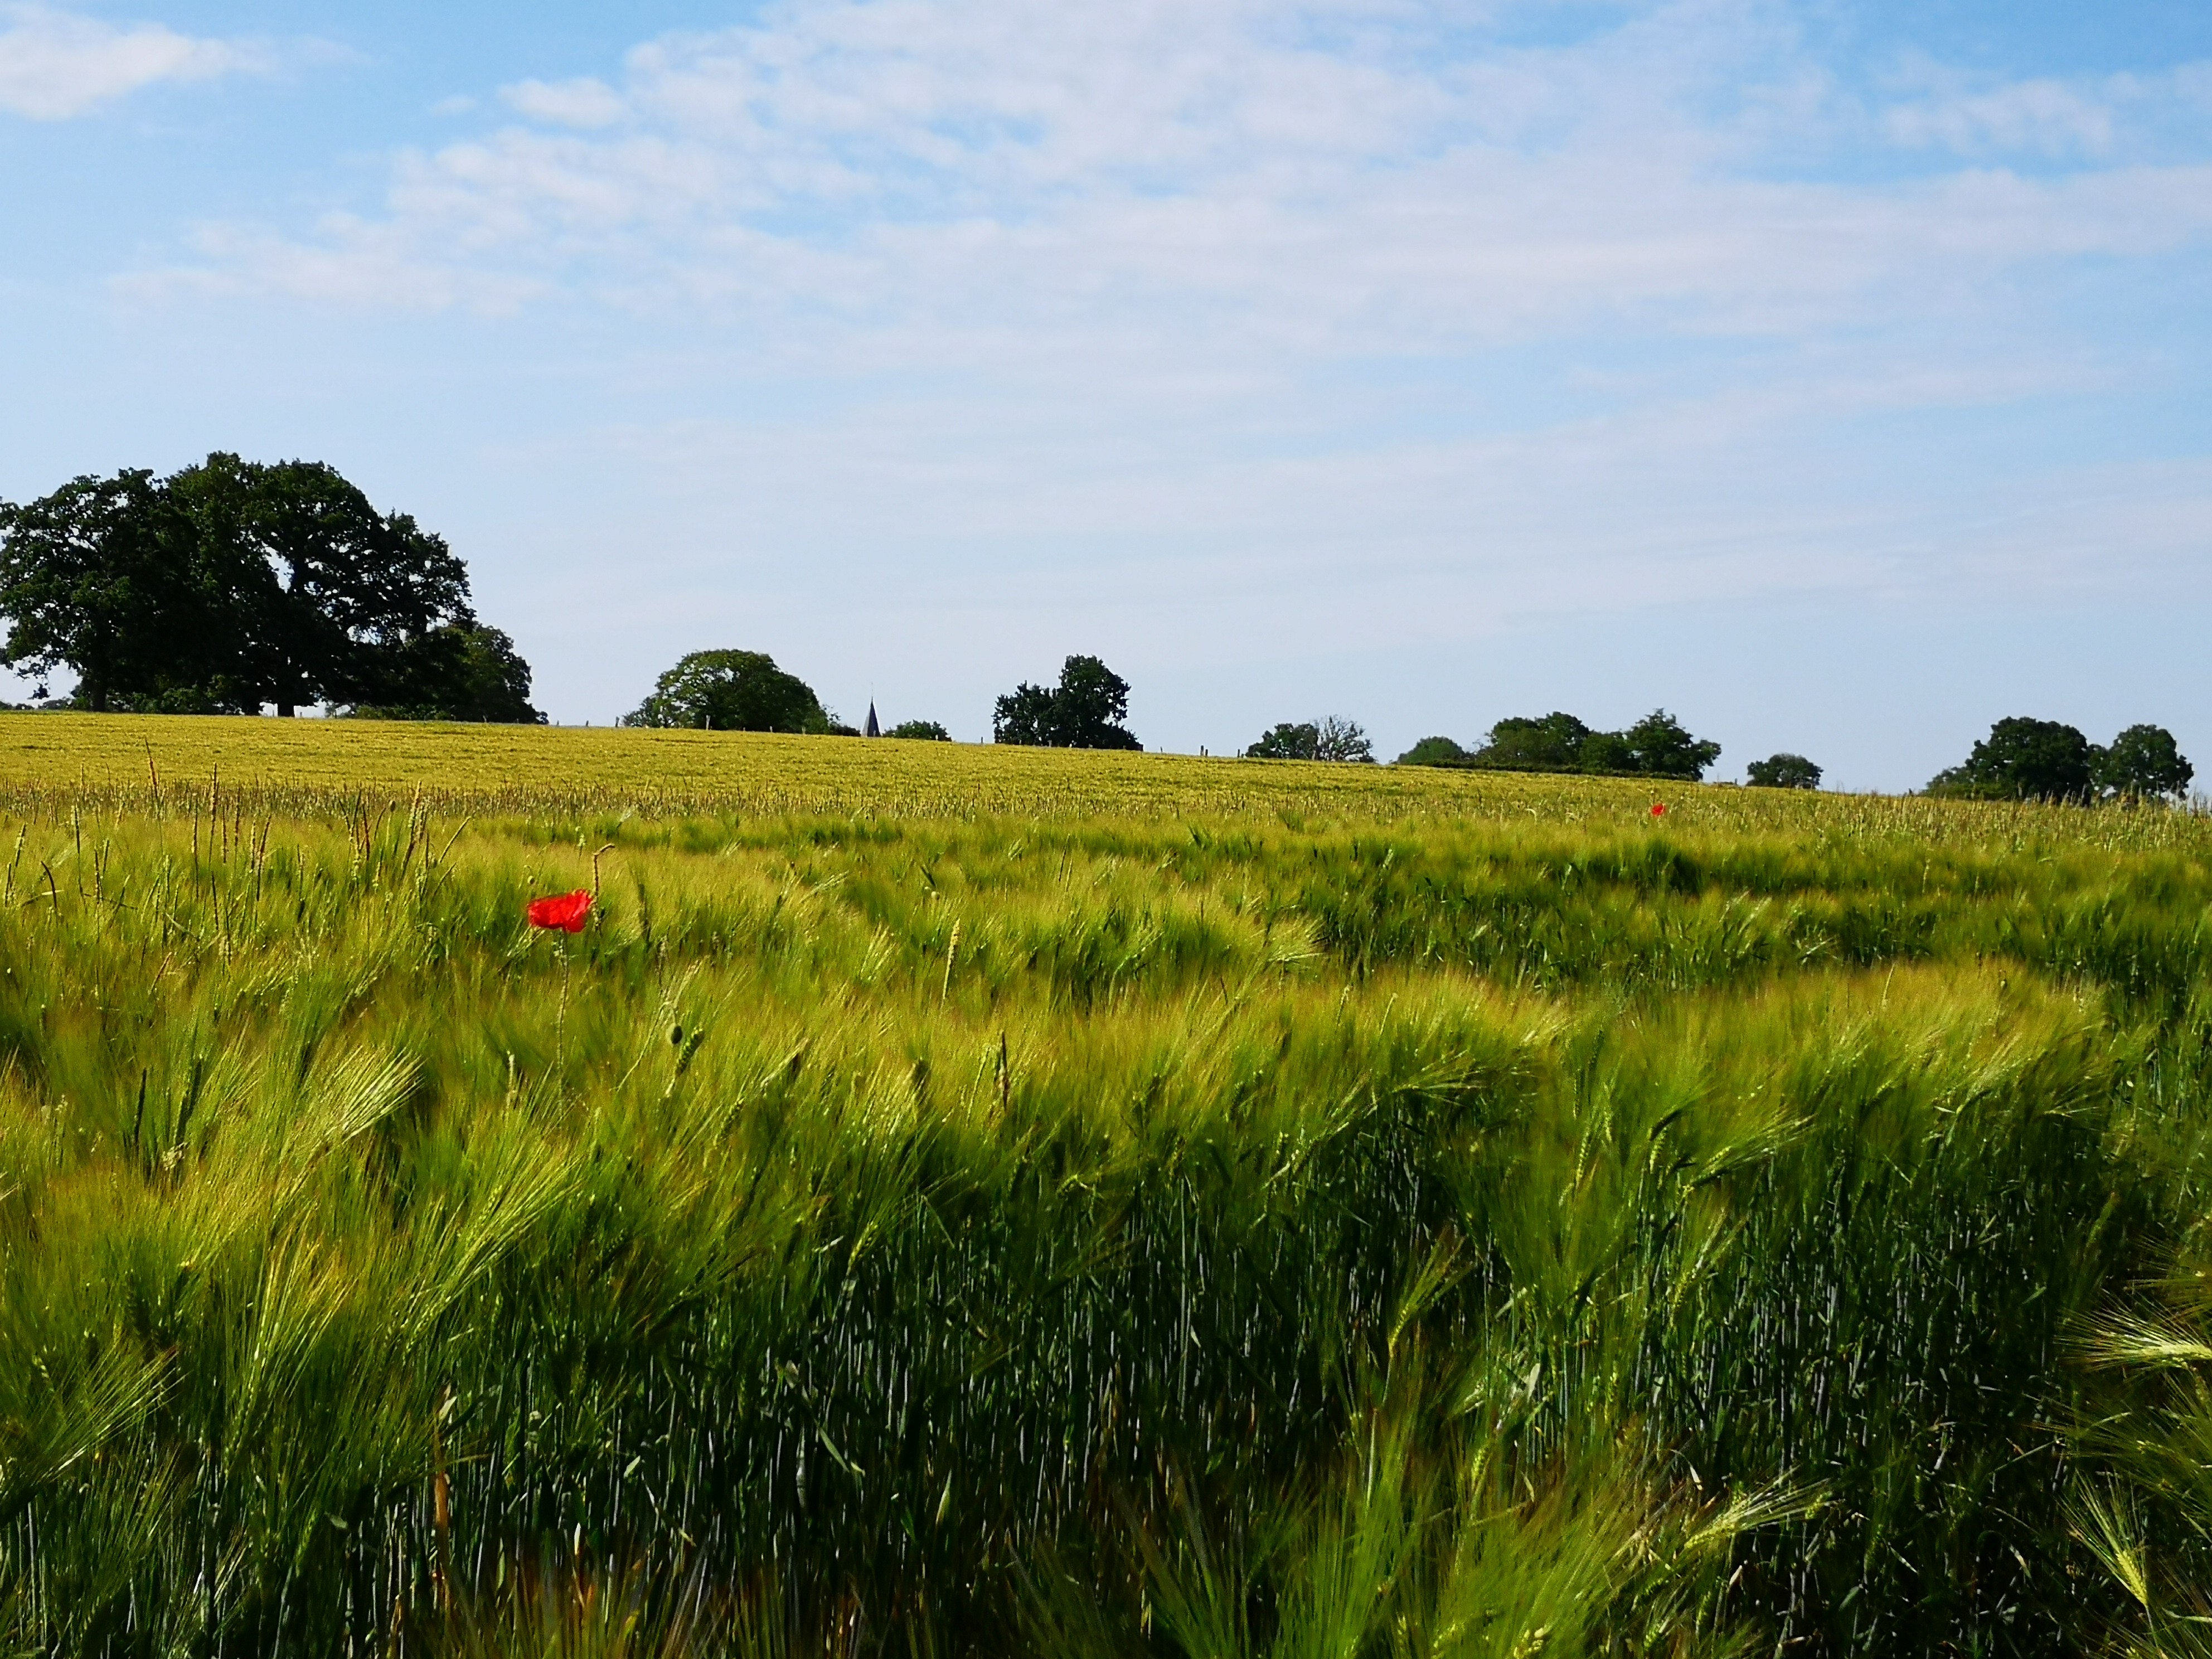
[0,712,2204,855]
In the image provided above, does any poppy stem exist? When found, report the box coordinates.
[555,944,570,1070]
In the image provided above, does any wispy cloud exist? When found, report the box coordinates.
[1883,76,2118,157]
[0,2,259,119]
[145,0,2212,357]
[501,76,627,130]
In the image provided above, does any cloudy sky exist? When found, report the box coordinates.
[1,0,2207,786]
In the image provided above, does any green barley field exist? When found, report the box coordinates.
[7,714,2212,1657]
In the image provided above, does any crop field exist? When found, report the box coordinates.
[5,714,2212,1657]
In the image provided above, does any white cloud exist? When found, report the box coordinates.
[1884,75,2118,157]
[0,2,256,119]
[144,0,2212,355]
[501,76,627,130]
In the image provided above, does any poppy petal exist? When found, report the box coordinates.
[527,889,594,932]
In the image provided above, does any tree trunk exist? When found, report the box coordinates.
[276,701,295,717]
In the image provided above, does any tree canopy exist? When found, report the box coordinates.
[1927,717,2098,802]
[2097,724,2194,799]
[622,649,833,733]
[1746,753,1822,790]
[887,719,951,741]
[992,656,1140,750]
[1398,709,1721,781]
[0,455,538,720]
[1245,717,1373,763]
[346,623,544,724]
[0,470,215,712]
[1928,718,2193,803]
[1395,736,1467,767]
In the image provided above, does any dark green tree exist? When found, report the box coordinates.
[345,623,545,723]
[623,649,831,733]
[992,656,1140,750]
[1248,721,1321,760]
[0,470,232,711]
[991,683,1059,745]
[1619,710,1723,780]
[1462,709,1720,779]
[1,455,533,719]
[168,454,476,716]
[1395,736,1467,767]
[887,719,952,741]
[2095,724,2192,800]
[1577,730,1634,773]
[1746,753,1822,789]
[1250,718,1370,761]
[1473,712,1592,772]
[1927,717,2097,802]
[1051,655,1140,750]
[1314,717,1374,762]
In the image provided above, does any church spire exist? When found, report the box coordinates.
[864,701,880,738]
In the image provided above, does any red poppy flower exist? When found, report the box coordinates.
[1650,802,1667,817]
[527,889,593,933]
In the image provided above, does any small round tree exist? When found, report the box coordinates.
[2097,724,2193,800]
[622,649,832,733]
[888,719,951,741]
[1746,753,1822,789]
[1395,736,1467,767]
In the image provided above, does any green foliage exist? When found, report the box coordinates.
[621,648,831,733]
[2098,723,2194,799]
[1246,718,1372,763]
[1932,719,2193,804]
[1480,711,1593,771]
[1928,715,2097,801]
[1248,720,1321,759]
[0,470,233,713]
[993,654,1140,749]
[0,456,528,720]
[1394,735,1466,767]
[166,454,477,716]
[887,719,951,741]
[1745,753,1821,789]
[1448,709,1723,780]
[1614,709,1723,779]
[345,623,545,723]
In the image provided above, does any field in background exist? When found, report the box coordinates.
[5,716,2212,1656]
[6,711,2210,847]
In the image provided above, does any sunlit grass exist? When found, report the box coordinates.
[0,721,2209,1653]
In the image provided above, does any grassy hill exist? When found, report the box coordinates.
[2,715,2209,1655]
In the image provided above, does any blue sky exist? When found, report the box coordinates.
[1,0,2208,788]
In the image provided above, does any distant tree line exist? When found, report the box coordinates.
[1926,717,2191,803]
[0,465,2195,811]
[0,455,540,721]
[610,657,2196,816]
[1246,718,1373,763]
[1397,710,1725,781]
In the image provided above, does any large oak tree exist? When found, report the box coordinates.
[0,454,537,720]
